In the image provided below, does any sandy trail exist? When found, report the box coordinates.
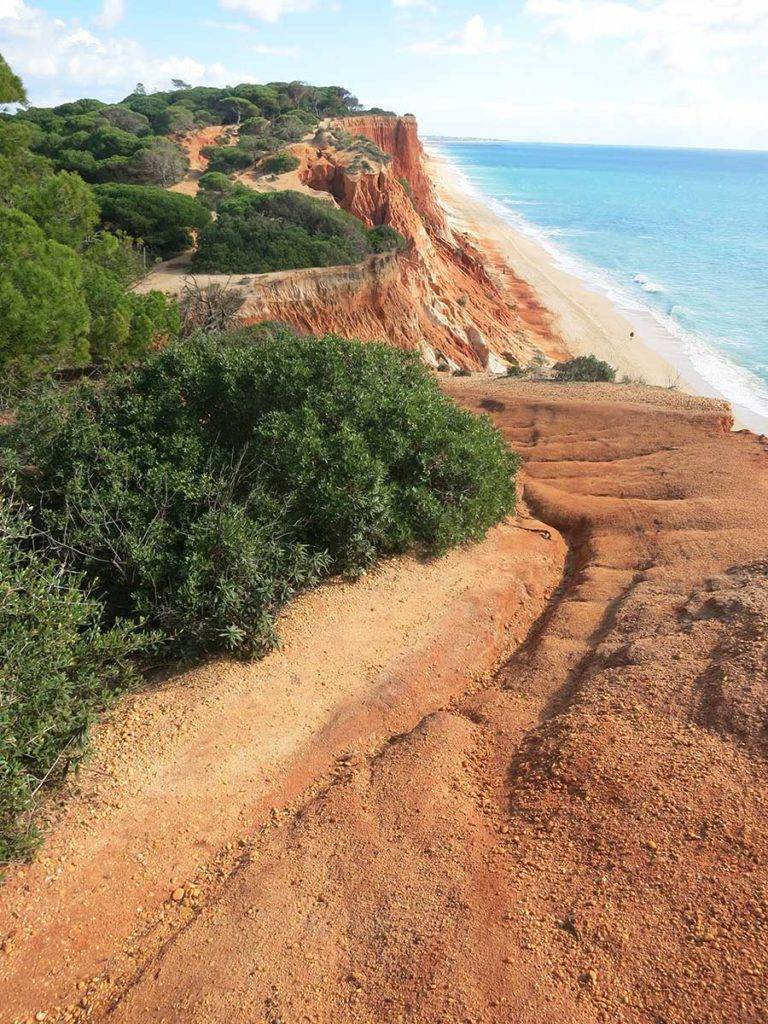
[0,521,562,1022]
[168,126,227,196]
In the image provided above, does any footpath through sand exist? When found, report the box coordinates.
[0,516,562,1022]
[2,381,768,1024]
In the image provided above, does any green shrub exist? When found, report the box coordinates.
[5,328,518,659]
[552,354,617,383]
[193,190,399,274]
[259,150,300,175]
[0,208,90,376]
[82,263,180,363]
[203,145,255,174]
[368,224,407,253]
[0,499,145,862]
[93,183,211,257]
[81,230,146,285]
[197,171,237,210]
[12,170,99,249]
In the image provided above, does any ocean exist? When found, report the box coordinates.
[432,138,768,431]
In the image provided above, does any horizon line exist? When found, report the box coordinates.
[423,133,768,157]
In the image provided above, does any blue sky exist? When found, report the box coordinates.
[2,0,768,149]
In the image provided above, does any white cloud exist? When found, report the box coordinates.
[252,41,299,55]
[404,14,513,55]
[218,0,315,23]
[526,0,768,77]
[0,0,23,17]
[0,1,239,99]
[95,0,125,30]
[0,0,24,17]
[392,0,437,12]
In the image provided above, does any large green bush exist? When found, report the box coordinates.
[193,190,405,274]
[93,183,211,257]
[553,354,617,382]
[259,150,300,175]
[0,499,145,861]
[4,327,518,659]
[0,208,91,374]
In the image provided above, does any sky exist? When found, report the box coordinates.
[2,0,768,150]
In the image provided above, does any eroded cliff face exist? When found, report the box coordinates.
[280,115,549,370]
[167,115,555,370]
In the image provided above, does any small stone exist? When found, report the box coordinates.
[581,969,598,987]
[171,887,185,902]
[35,1014,48,1022]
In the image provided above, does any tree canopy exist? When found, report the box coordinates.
[0,53,25,104]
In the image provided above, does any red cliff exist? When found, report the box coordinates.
[285,115,551,370]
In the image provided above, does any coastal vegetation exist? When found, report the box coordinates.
[193,190,405,274]
[8,82,364,186]
[553,354,617,382]
[0,324,518,857]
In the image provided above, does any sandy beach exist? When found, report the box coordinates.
[425,146,765,433]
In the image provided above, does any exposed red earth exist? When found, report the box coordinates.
[2,379,766,1024]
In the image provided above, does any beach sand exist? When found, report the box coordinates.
[425,147,764,433]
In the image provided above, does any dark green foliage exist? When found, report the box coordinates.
[128,137,187,186]
[193,190,399,274]
[8,80,370,191]
[203,145,255,174]
[217,95,259,125]
[101,105,151,136]
[81,230,146,284]
[82,263,180,362]
[12,170,99,248]
[5,328,517,661]
[553,354,617,382]
[0,208,90,374]
[239,116,270,137]
[165,106,195,135]
[0,52,26,104]
[0,499,145,862]
[368,224,407,254]
[0,119,52,194]
[259,150,300,175]
[197,171,236,210]
[0,59,181,375]
[93,183,211,257]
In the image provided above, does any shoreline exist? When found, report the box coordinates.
[424,145,766,434]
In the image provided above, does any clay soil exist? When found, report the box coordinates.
[2,381,767,1024]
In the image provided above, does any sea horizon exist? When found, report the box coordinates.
[429,137,768,432]
[428,135,768,158]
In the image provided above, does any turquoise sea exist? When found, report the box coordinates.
[432,139,768,431]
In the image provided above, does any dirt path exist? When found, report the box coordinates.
[0,521,562,1022]
[168,125,227,196]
